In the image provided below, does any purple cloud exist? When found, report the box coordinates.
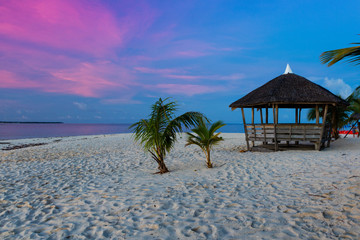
[0,0,156,97]
[155,84,225,96]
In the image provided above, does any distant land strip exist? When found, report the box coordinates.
[0,121,64,124]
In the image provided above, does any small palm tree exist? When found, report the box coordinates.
[130,98,206,174]
[185,120,225,168]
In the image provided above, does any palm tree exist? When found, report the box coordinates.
[185,120,225,168]
[347,88,360,137]
[130,98,206,174]
[320,35,360,134]
[320,38,360,66]
[307,103,349,139]
[307,88,360,138]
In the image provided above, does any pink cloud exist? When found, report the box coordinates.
[48,62,134,97]
[134,67,245,81]
[165,73,245,81]
[156,84,225,96]
[0,39,138,97]
[0,0,156,56]
[0,1,243,100]
[165,74,204,80]
[134,67,185,74]
[0,60,134,97]
[0,70,41,89]
[148,23,177,43]
[0,1,158,97]
[176,51,208,57]
[217,73,245,80]
[102,98,142,105]
[169,40,239,59]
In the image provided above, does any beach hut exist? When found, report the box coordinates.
[229,64,349,151]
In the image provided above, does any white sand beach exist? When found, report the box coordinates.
[0,133,359,239]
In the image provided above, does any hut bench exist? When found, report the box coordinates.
[246,123,330,150]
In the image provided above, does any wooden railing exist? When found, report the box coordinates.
[246,124,275,142]
[245,124,330,150]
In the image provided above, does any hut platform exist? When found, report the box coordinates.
[251,142,324,152]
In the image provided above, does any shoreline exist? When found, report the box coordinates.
[0,123,246,141]
[0,132,357,152]
[0,133,359,239]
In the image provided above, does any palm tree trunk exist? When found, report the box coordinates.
[331,109,339,139]
[156,148,169,174]
[333,124,340,139]
[149,150,169,174]
[158,159,169,173]
[206,148,212,168]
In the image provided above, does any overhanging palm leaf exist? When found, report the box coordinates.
[320,37,360,66]
[186,120,225,168]
[130,98,207,174]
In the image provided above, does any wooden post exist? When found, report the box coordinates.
[251,107,255,147]
[263,123,267,145]
[322,105,328,124]
[295,108,299,145]
[296,107,301,145]
[315,105,319,124]
[241,108,250,151]
[251,107,254,124]
[329,106,336,146]
[266,107,269,124]
[331,106,336,130]
[260,108,265,144]
[273,104,278,151]
[276,104,279,146]
[318,105,328,151]
[287,125,292,146]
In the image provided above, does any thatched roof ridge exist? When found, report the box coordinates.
[229,73,349,109]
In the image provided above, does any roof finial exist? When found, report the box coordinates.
[284,64,293,74]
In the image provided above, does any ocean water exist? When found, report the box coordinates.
[0,123,245,140]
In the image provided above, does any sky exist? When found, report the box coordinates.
[0,0,359,124]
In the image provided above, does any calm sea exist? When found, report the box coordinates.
[0,123,245,140]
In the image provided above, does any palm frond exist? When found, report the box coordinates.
[191,122,208,140]
[185,136,206,150]
[209,121,226,135]
[351,86,360,98]
[348,98,360,123]
[320,45,360,66]
[166,112,205,133]
[307,108,316,121]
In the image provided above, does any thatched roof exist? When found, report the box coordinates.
[229,73,349,109]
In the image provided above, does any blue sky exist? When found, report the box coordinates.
[0,0,359,123]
